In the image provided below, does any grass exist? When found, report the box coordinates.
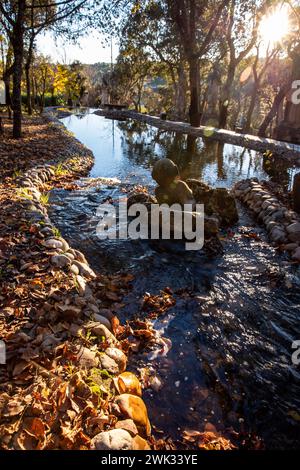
[17,188,33,200]
[40,192,50,206]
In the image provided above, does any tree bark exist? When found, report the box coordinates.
[258,83,290,137]
[188,55,201,127]
[219,63,235,129]
[244,84,258,134]
[25,40,34,115]
[11,0,26,138]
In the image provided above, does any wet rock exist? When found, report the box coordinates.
[115,372,142,397]
[127,192,156,208]
[204,216,219,237]
[115,394,151,436]
[91,429,133,450]
[105,348,127,373]
[99,353,119,374]
[132,435,151,450]
[187,180,238,227]
[51,254,71,268]
[152,158,179,187]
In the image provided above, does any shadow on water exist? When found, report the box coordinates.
[51,112,300,449]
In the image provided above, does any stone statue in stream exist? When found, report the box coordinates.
[127,158,238,252]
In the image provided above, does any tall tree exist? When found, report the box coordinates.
[167,0,230,127]
[0,0,88,137]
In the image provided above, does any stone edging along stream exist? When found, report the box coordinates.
[14,110,152,450]
[94,109,300,164]
[233,179,300,262]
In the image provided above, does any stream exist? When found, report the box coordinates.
[49,110,300,449]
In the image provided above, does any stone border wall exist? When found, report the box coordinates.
[12,110,152,450]
[94,109,300,165]
[233,179,300,262]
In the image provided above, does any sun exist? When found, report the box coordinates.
[259,5,290,46]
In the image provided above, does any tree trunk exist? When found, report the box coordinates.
[244,84,258,134]
[25,64,32,115]
[175,61,187,120]
[219,63,235,129]
[11,0,26,138]
[25,40,34,115]
[258,83,290,137]
[188,56,201,127]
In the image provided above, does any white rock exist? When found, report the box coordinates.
[90,429,133,450]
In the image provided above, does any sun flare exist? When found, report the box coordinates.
[259,6,290,45]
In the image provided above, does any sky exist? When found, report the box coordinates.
[37,31,119,65]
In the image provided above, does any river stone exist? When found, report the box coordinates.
[76,275,93,298]
[76,346,99,368]
[72,249,88,264]
[85,321,118,345]
[270,227,286,243]
[286,223,300,242]
[90,429,133,450]
[115,419,138,436]
[92,313,112,330]
[204,216,219,236]
[283,243,299,251]
[72,260,96,279]
[70,264,80,275]
[105,347,127,373]
[292,247,300,262]
[187,180,238,227]
[43,238,63,250]
[132,435,151,450]
[65,252,75,261]
[97,308,114,320]
[51,254,71,268]
[99,353,119,374]
[115,394,151,436]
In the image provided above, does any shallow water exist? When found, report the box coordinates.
[50,112,300,449]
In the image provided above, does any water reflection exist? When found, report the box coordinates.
[61,113,272,188]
